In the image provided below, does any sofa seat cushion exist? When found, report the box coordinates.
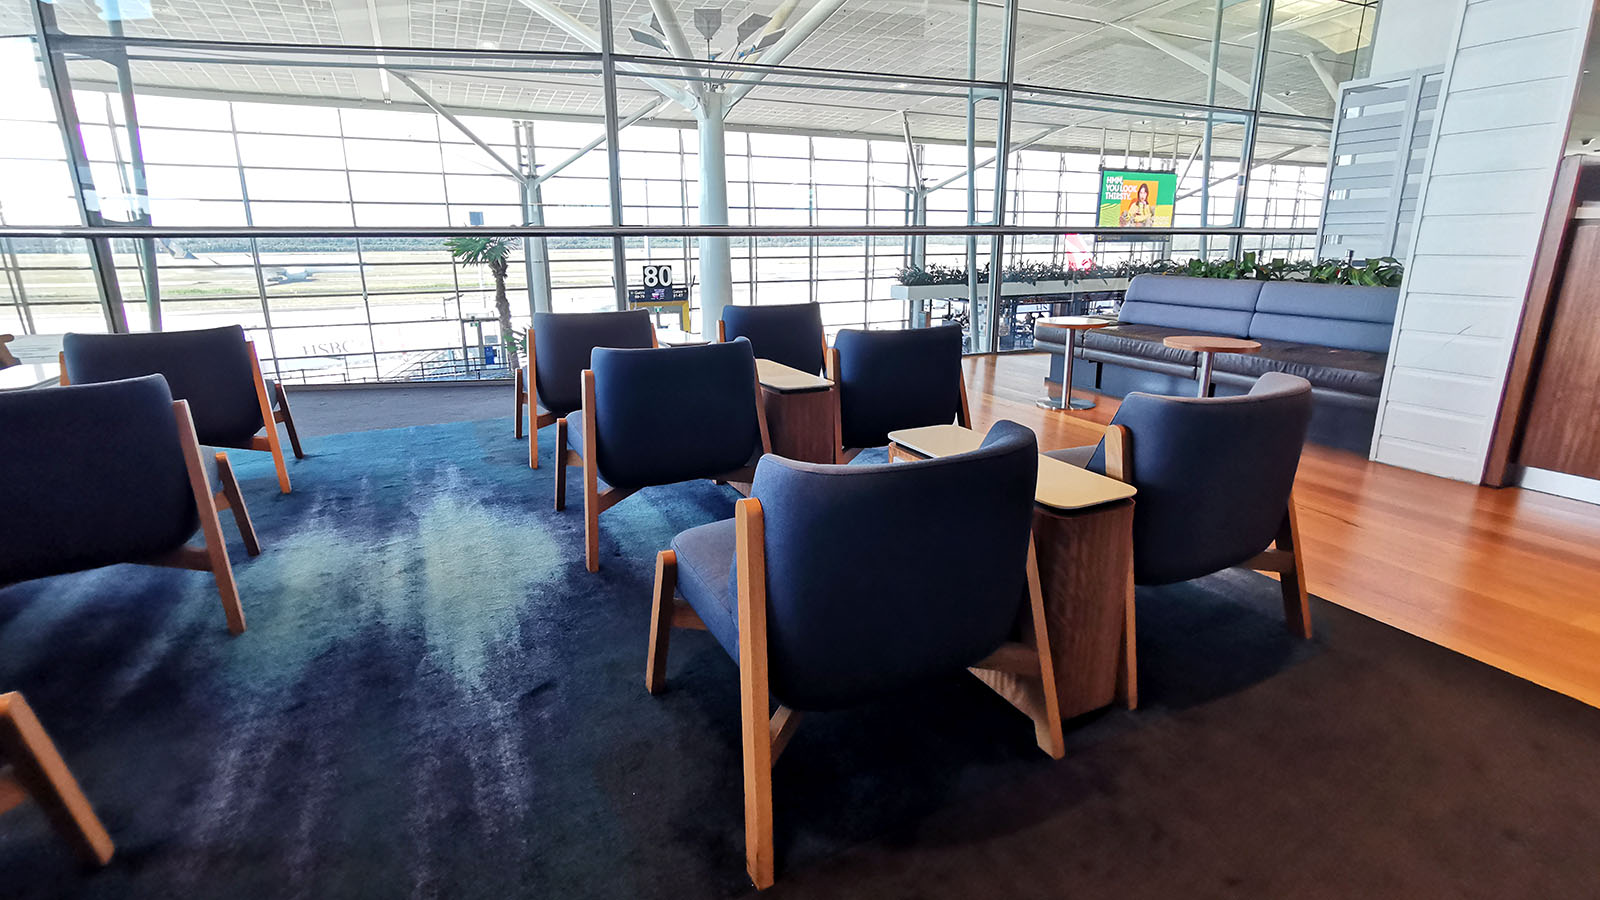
[670,518,740,661]
[1077,324,1212,367]
[1213,339,1387,396]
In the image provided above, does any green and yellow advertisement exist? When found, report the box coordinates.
[1097,169,1176,232]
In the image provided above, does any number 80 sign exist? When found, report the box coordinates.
[642,264,673,288]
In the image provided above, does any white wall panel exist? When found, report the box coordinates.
[1371,0,1595,482]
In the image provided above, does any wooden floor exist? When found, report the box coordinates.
[966,352,1600,709]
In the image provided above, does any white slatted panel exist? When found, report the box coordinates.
[1371,0,1594,482]
[1316,68,1444,261]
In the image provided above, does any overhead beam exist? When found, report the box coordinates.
[1304,53,1340,100]
[648,0,698,69]
[388,70,525,182]
[533,98,670,185]
[723,0,848,109]
[1118,23,1300,116]
[511,0,700,111]
[901,112,922,186]
[1176,144,1311,200]
[925,123,1072,194]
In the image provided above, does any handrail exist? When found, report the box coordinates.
[0,224,1316,240]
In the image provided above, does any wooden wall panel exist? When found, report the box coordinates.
[1516,224,1600,478]
[1371,0,1594,482]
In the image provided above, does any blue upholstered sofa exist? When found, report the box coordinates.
[1034,274,1399,452]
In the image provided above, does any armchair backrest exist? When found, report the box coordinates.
[61,325,262,448]
[721,303,825,375]
[833,325,964,449]
[0,375,198,585]
[589,339,764,489]
[1090,372,1312,585]
[532,309,655,417]
[746,421,1039,711]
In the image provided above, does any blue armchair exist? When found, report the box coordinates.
[0,691,114,866]
[555,339,771,572]
[512,309,656,470]
[0,375,251,634]
[644,421,1063,888]
[827,325,970,461]
[1047,372,1315,642]
[60,325,303,494]
[718,302,827,375]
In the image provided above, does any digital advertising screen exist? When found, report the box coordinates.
[1097,168,1177,235]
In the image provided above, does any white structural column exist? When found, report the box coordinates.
[1371,0,1594,481]
[696,94,734,325]
[512,0,844,328]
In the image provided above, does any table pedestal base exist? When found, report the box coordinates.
[1037,330,1097,410]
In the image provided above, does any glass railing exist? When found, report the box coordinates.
[0,224,1317,383]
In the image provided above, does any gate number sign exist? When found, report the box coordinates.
[642,264,673,288]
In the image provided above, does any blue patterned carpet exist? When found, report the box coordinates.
[4,418,1597,899]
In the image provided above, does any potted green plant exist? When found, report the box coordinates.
[445,236,519,372]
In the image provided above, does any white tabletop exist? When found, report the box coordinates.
[653,327,707,347]
[888,423,1136,511]
[0,361,61,391]
[4,333,63,363]
[756,358,832,393]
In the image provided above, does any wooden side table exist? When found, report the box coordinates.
[1163,335,1261,397]
[887,424,1140,722]
[1036,316,1113,410]
[755,358,837,464]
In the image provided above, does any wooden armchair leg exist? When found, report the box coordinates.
[553,418,569,511]
[1115,575,1138,710]
[734,498,776,888]
[1022,539,1065,758]
[1277,495,1312,640]
[214,452,261,557]
[646,550,676,694]
[581,370,601,572]
[513,366,527,440]
[0,694,114,866]
[175,401,247,635]
[528,408,540,470]
[274,383,305,460]
[248,344,292,493]
[583,448,601,572]
[968,539,1066,760]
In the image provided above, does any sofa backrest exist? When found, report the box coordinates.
[1248,282,1399,353]
[1118,275,1260,337]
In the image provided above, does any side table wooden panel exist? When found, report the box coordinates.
[760,385,839,465]
[1031,499,1136,717]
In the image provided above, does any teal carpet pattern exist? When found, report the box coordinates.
[4,419,1599,899]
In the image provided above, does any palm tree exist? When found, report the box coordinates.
[445,235,519,372]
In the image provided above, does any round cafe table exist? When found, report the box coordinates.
[1162,335,1262,397]
[1035,316,1114,411]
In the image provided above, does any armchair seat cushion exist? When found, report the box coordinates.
[1212,339,1387,396]
[1077,324,1206,368]
[670,519,740,660]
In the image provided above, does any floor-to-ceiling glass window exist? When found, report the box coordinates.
[0,0,1375,380]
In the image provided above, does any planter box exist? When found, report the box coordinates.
[889,278,1128,301]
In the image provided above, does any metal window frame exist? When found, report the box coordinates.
[5,0,1339,362]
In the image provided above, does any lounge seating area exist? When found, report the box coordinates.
[3,324,1600,896]
[7,0,1600,892]
[1035,275,1399,452]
